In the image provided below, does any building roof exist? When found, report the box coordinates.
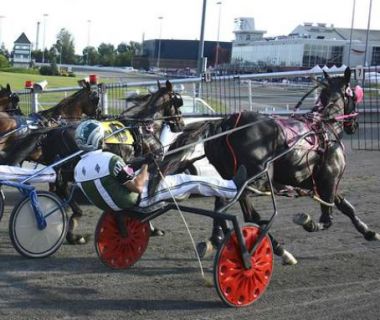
[334,28,380,41]
[291,24,345,40]
[290,23,380,42]
[14,32,31,44]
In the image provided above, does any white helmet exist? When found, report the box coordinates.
[75,120,105,152]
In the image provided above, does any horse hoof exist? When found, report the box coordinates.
[151,228,165,237]
[364,231,380,241]
[66,233,90,245]
[196,240,216,259]
[282,250,298,265]
[293,213,311,226]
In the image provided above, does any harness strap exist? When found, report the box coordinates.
[225,112,242,175]
[293,85,319,111]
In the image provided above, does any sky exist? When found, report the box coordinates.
[0,0,379,54]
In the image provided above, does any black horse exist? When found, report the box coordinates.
[25,80,184,244]
[157,68,379,264]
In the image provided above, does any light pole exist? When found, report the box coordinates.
[197,0,207,76]
[363,0,373,67]
[157,16,163,69]
[0,16,5,50]
[347,0,356,67]
[215,1,222,67]
[42,13,48,63]
[87,19,91,65]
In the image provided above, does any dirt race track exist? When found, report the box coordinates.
[0,145,379,320]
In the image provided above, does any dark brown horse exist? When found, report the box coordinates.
[157,68,379,265]
[0,80,100,166]
[25,80,184,244]
[0,84,20,114]
[35,80,100,123]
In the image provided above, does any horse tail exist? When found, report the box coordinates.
[148,119,222,195]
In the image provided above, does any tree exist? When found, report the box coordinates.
[128,41,141,55]
[32,50,43,63]
[117,43,128,54]
[55,28,76,64]
[82,46,99,65]
[0,54,9,68]
[97,43,115,66]
[0,44,10,59]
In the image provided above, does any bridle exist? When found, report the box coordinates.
[154,90,184,132]
[0,92,20,113]
[295,79,360,125]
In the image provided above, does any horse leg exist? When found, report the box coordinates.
[239,195,297,265]
[54,177,89,245]
[335,194,380,241]
[196,197,229,259]
[149,222,165,236]
[66,196,90,245]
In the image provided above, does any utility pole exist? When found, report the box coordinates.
[87,19,91,65]
[347,0,356,67]
[35,21,40,50]
[42,13,48,63]
[0,16,5,49]
[157,16,163,69]
[363,0,373,67]
[197,0,207,76]
[215,1,222,67]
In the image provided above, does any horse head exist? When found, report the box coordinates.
[76,80,101,118]
[317,67,361,135]
[0,84,21,115]
[151,80,185,133]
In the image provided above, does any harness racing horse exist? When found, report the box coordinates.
[35,80,101,124]
[158,67,379,264]
[0,80,100,166]
[27,80,184,244]
[0,84,21,114]
[0,85,34,164]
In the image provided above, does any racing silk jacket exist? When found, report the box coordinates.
[74,150,139,211]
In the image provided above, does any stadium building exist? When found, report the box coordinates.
[133,39,232,71]
[232,17,380,69]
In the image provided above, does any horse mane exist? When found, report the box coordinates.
[37,87,88,120]
[121,87,168,119]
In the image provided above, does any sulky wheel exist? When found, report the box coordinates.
[9,191,67,258]
[214,224,274,307]
[95,211,150,269]
[0,186,4,222]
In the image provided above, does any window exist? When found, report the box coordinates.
[372,47,380,66]
[302,44,343,67]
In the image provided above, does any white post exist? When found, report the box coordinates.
[101,92,108,115]
[99,83,108,115]
[31,92,39,113]
[247,80,253,111]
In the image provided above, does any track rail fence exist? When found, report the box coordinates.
[15,66,380,150]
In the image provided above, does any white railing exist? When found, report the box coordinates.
[15,66,379,115]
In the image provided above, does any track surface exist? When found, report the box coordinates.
[0,146,379,320]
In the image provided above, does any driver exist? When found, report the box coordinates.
[73,120,247,211]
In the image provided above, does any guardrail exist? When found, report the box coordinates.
[14,66,379,116]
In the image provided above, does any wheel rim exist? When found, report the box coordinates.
[215,226,273,307]
[13,195,65,256]
[96,212,150,269]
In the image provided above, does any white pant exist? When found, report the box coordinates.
[138,173,237,207]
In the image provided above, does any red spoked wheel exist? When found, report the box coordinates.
[95,211,150,269]
[214,224,273,307]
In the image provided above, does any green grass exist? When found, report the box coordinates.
[0,71,83,91]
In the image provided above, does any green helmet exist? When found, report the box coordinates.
[75,120,105,152]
